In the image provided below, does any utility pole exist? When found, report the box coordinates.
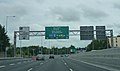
[32,49,35,56]
[20,40,22,57]
[41,36,43,54]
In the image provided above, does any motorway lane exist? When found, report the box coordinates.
[33,57,69,71]
[64,58,109,71]
[0,57,114,71]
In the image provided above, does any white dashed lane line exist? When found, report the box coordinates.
[23,61,27,63]
[64,63,67,65]
[40,63,43,65]
[0,65,6,68]
[27,68,33,71]
[9,63,15,66]
[69,68,73,71]
[63,59,74,71]
[17,62,22,64]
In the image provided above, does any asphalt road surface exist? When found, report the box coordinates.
[0,57,111,71]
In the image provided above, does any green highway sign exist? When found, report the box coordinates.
[45,26,69,39]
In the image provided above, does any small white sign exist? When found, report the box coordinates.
[19,27,30,40]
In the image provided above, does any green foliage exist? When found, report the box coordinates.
[86,39,110,52]
[7,47,14,57]
[0,24,10,52]
[15,45,77,57]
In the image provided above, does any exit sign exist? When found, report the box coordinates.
[45,26,69,39]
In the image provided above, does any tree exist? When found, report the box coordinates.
[0,24,10,52]
[86,39,110,52]
[7,44,14,57]
[69,45,76,54]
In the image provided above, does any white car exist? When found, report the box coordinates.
[36,54,45,61]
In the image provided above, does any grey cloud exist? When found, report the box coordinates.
[107,23,120,35]
[81,7,108,22]
[114,3,120,9]
[0,2,28,17]
[51,7,80,22]
[107,23,120,28]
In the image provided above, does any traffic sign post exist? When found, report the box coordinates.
[80,26,94,40]
[45,26,69,39]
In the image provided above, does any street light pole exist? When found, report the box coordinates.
[32,49,35,56]
[20,40,22,57]
[5,16,15,57]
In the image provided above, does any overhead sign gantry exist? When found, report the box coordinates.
[13,26,113,57]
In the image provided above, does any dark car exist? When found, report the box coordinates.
[60,55,64,57]
[49,55,54,59]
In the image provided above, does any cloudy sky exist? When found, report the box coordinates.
[0,0,120,48]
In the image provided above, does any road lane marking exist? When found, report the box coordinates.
[64,63,67,65]
[62,59,65,62]
[62,59,73,71]
[9,63,15,66]
[70,68,73,71]
[27,61,31,62]
[27,68,33,71]
[40,63,43,65]
[17,62,21,64]
[0,65,5,68]
[23,61,27,63]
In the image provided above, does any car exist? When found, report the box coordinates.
[36,54,45,61]
[49,55,54,59]
[64,54,69,57]
[60,55,64,57]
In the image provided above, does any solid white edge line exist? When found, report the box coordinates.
[71,58,120,71]
[27,68,33,71]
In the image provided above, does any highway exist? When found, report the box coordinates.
[0,56,111,71]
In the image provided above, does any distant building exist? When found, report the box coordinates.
[108,36,120,48]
